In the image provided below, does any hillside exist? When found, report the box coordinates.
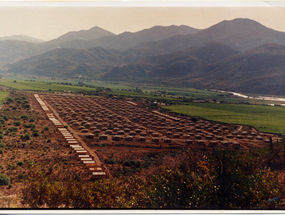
[199,43,285,95]
[129,18,285,57]
[6,47,126,78]
[0,35,44,43]
[0,40,42,65]
[103,43,285,95]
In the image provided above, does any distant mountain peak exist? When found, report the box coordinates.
[89,26,108,31]
[48,26,115,44]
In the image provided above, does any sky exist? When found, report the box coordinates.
[0,2,284,41]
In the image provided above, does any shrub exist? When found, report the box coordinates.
[123,160,131,167]
[0,148,3,154]
[30,124,36,129]
[43,126,49,131]
[23,104,30,109]
[33,132,40,137]
[21,115,29,120]
[0,142,5,148]
[3,116,8,121]
[14,121,21,126]
[11,132,17,137]
[17,161,24,167]
[0,174,10,186]
[21,134,30,140]
[28,161,35,166]
[135,161,141,168]
[8,127,18,132]
[0,134,3,139]
[29,118,35,122]
[18,174,24,179]
[106,159,116,164]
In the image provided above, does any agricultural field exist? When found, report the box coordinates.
[0,91,10,104]
[163,103,285,134]
[0,79,96,92]
[2,76,232,101]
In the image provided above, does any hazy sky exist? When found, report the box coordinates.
[0,2,284,41]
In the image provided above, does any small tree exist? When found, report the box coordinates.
[0,174,10,186]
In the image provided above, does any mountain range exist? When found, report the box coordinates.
[2,18,285,95]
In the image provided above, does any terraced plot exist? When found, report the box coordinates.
[40,95,280,177]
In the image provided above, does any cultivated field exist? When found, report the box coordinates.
[163,103,285,134]
[0,91,10,104]
[0,79,95,92]
[41,95,281,178]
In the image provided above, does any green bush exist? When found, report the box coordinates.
[123,160,131,167]
[29,118,35,122]
[43,126,49,131]
[33,132,40,137]
[0,142,5,148]
[14,121,21,126]
[21,134,30,140]
[17,161,24,167]
[23,104,30,109]
[21,115,29,120]
[28,160,35,166]
[0,134,3,139]
[8,127,18,132]
[0,174,10,186]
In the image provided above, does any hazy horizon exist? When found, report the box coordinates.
[0,3,285,41]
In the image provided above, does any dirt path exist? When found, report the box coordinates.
[43,98,102,166]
